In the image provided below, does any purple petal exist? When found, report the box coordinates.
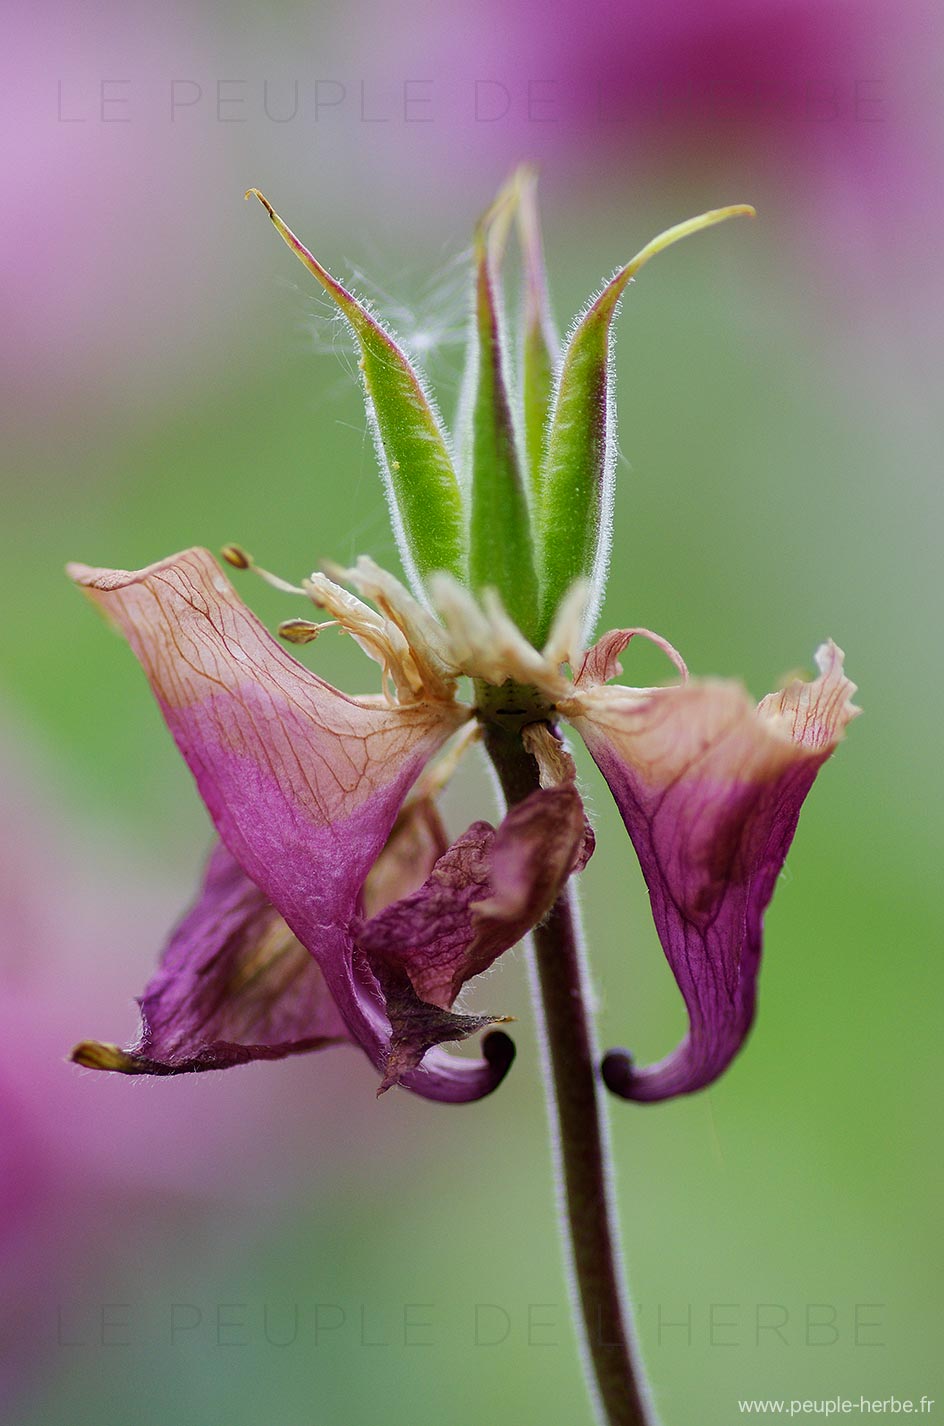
[368,955,509,1096]
[71,843,349,1075]
[570,642,859,1102]
[358,819,495,1011]
[69,549,511,1103]
[355,784,586,1090]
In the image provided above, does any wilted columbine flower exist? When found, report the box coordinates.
[69,171,858,1105]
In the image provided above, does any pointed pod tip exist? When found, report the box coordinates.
[477,172,522,263]
[627,202,757,279]
[245,187,274,218]
[586,200,759,324]
[502,162,541,209]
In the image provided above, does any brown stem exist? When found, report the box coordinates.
[484,723,655,1426]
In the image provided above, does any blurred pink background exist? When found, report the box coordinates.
[2,2,941,1421]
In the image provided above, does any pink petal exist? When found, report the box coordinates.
[570,641,859,1101]
[69,549,511,1103]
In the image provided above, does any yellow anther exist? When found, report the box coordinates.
[221,543,252,569]
[278,618,335,644]
[221,544,306,595]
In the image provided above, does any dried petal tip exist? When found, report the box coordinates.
[70,1041,142,1073]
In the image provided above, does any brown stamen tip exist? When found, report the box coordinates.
[278,619,325,645]
[221,544,252,570]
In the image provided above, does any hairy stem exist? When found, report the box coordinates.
[484,724,655,1426]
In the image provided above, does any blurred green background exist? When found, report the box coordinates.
[3,3,942,1422]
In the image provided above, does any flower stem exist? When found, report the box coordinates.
[484,725,655,1426]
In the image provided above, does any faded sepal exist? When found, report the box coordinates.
[537,204,755,642]
[71,844,350,1075]
[571,641,858,1102]
[246,189,465,591]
